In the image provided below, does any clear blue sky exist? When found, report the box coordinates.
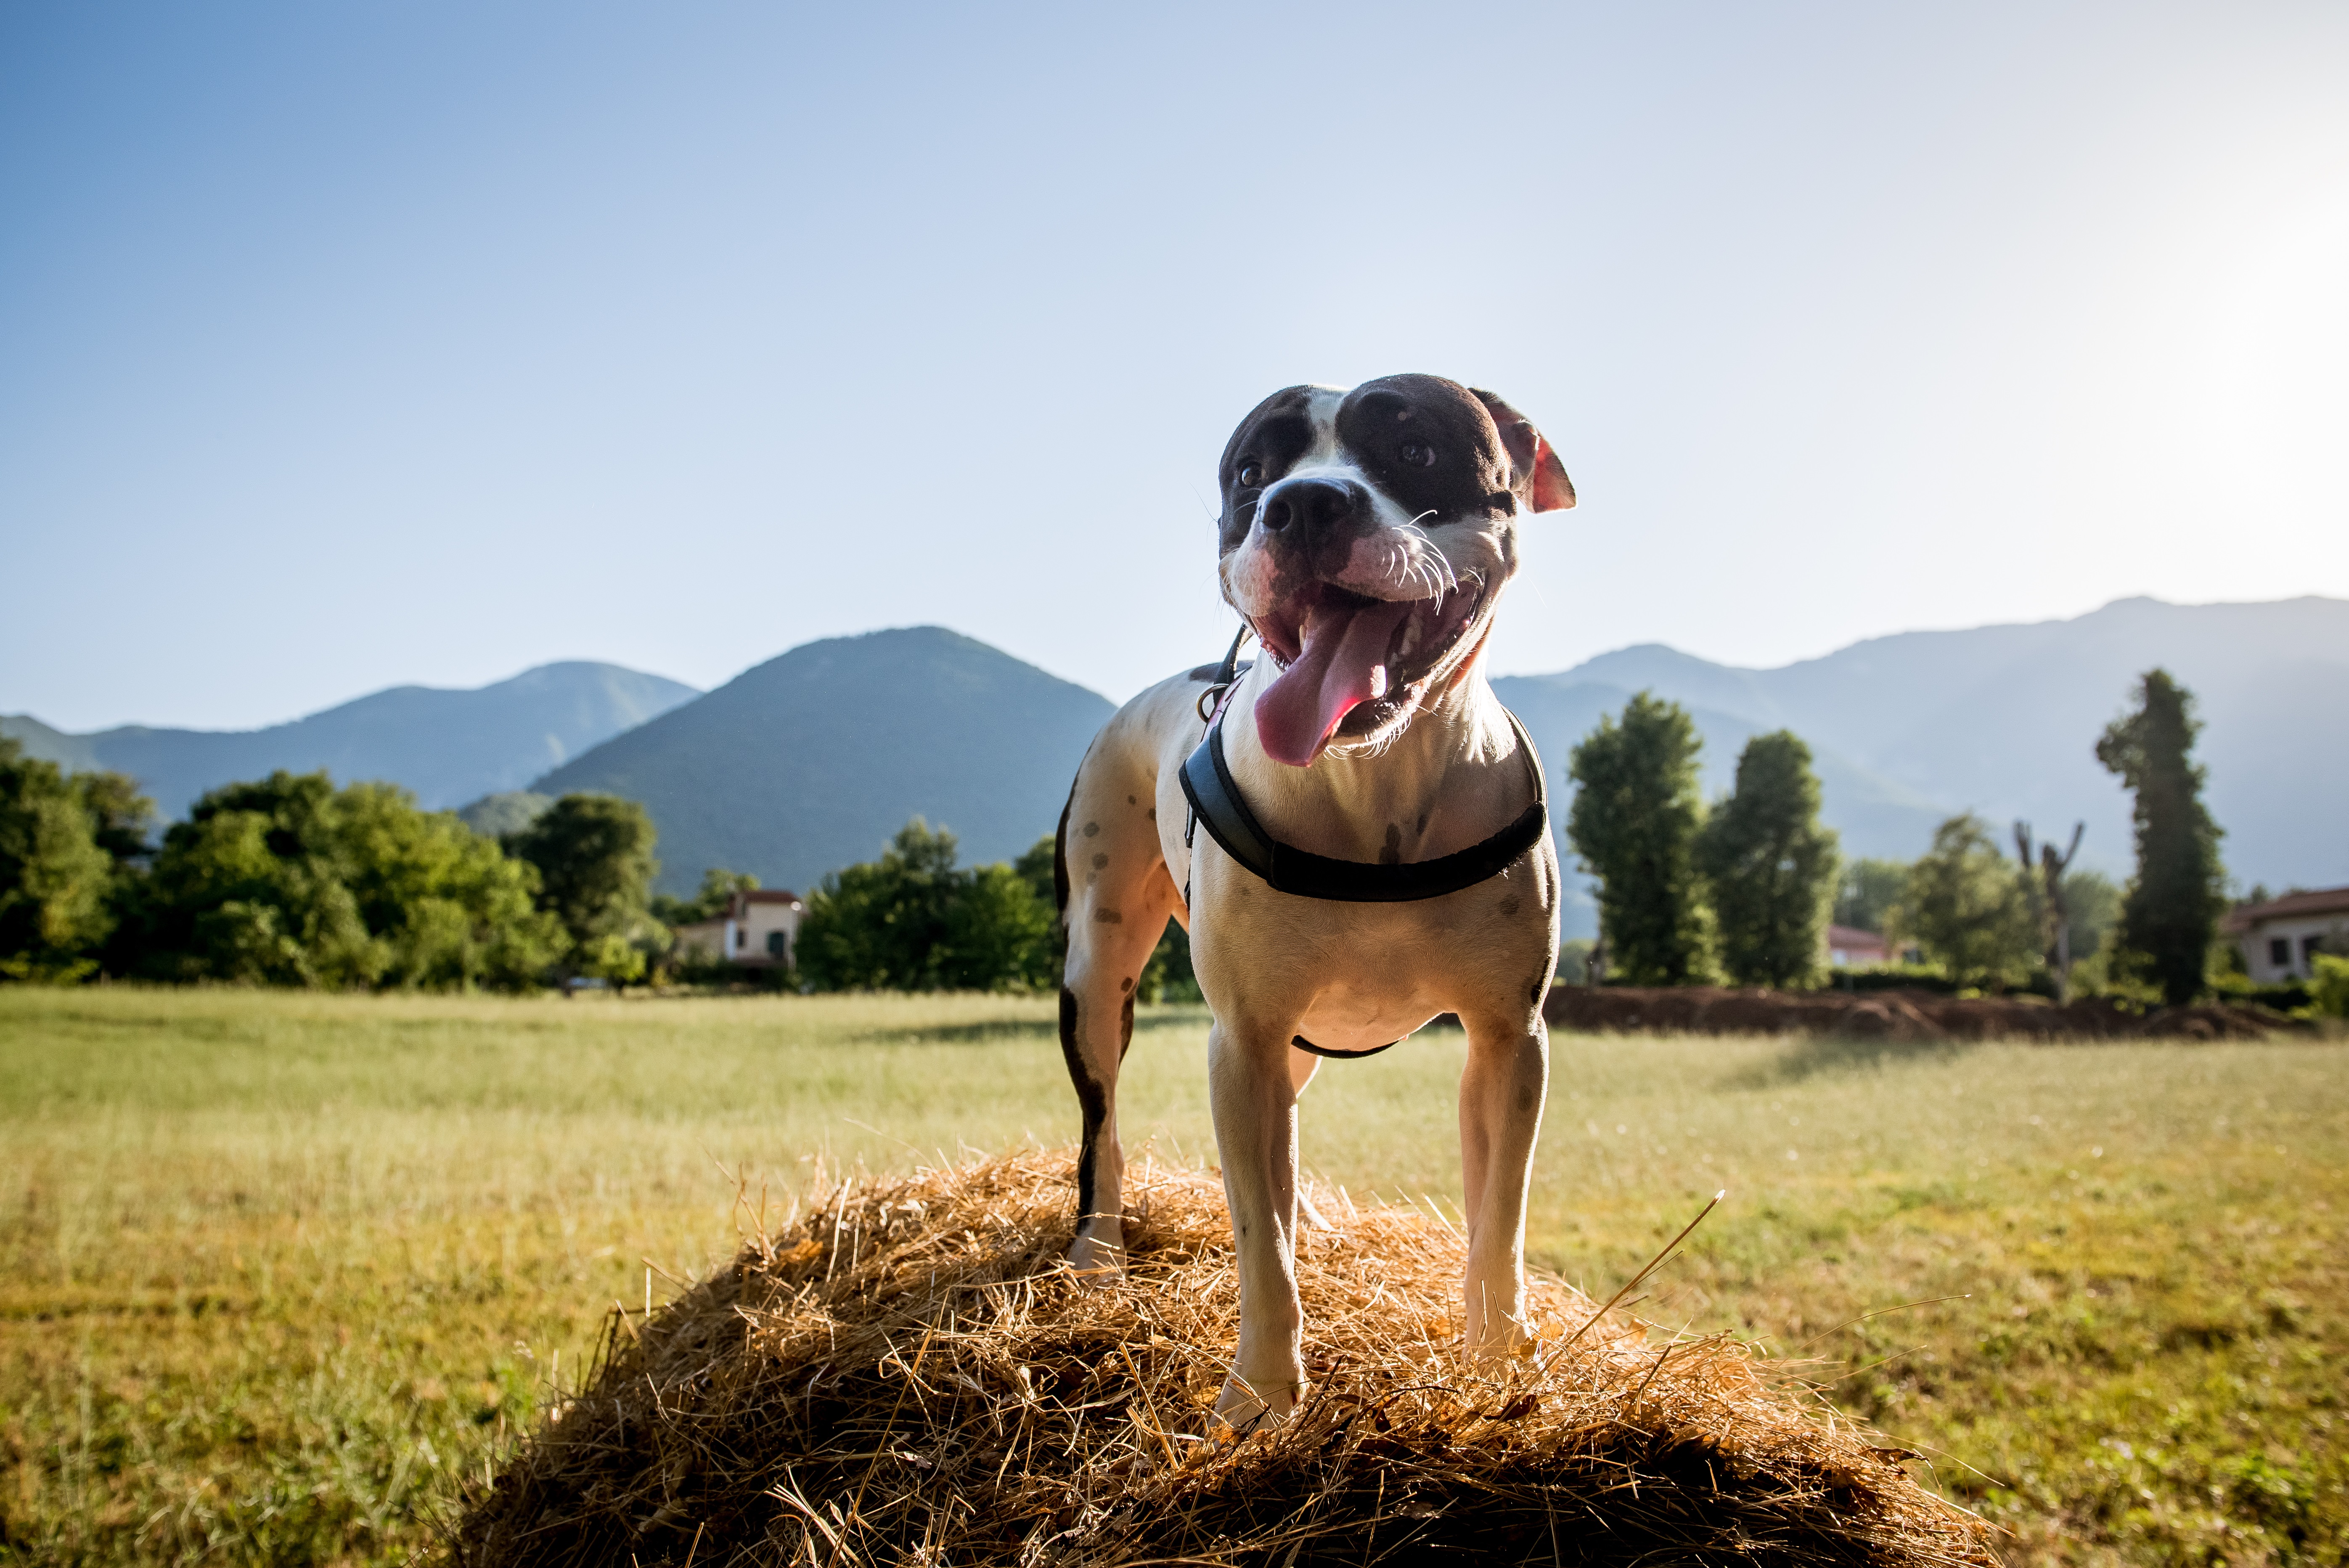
[4,1,2345,731]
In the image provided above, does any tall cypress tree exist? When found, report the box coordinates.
[1566,692,1713,985]
[2095,669,2225,1006]
[1698,731,1841,989]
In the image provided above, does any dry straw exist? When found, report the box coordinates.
[455,1150,1997,1566]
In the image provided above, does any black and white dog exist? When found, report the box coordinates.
[1054,373,1575,1427]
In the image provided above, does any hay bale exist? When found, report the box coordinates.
[456,1152,1995,1567]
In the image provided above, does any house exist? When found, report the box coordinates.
[2224,886,2349,983]
[1827,924,1892,968]
[673,889,804,969]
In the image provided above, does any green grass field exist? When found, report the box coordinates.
[1,988,2343,1566]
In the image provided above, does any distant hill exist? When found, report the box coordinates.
[532,627,1115,897]
[1500,596,2349,899]
[1,662,700,823]
[456,791,554,840]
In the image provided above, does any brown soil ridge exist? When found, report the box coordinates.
[454,1151,1996,1567]
[1545,984,2278,1042]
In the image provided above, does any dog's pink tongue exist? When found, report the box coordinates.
[1255,598,1416,766]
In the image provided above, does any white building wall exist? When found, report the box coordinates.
[2240,916,2348,983]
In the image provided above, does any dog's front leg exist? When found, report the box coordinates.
[1209,1016,1307,1427]
[1458,1011,1549,1354]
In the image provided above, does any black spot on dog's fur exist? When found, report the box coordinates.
[1095,909,1123,924]
[1120,993,1135,1061]
[1083,821,1101,838]
[1381,824,1403,866]
[1092,853,1109,870]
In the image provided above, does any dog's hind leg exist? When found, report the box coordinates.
[1057,735,1181,1276]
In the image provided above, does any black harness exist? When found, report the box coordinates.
[1176,626,1551,1059]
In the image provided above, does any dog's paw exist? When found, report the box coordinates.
[1462,1311,1536,1361]
[1213,1373,1303,1433]
[1065,1228,1126,1280]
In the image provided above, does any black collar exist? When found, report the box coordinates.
[1178,647,1549,905]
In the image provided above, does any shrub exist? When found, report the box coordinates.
[2309,953,2349,1020]
[798,819,1056,993]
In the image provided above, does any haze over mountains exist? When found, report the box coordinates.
[6,598,2341,923]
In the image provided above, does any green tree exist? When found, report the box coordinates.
[1901,813,2036,990]
[0,739,118,980]
[1698,731,1840,989]
[651,868,760,929]
[2060,868,2122,971]
[138,771,559,990]
[799,818,1056,993]
[1566,692,1713,985]
[797,819,967,991]
[335,781,564,989]
[2096,669,2227,1006]
[1013,833,1059,911]
[943,862,1057,990]
[504,794,662,983]
[74,769,154,867]
[138,773,379,986]
[1834,858,1909,934]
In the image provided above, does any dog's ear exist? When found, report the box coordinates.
[1470,388,1576,513]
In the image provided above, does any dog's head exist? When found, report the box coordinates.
[1216,373,1574,767]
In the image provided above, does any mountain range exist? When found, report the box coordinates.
[1504,595,2349,891]
[6,598,2341,920]
[1,662,699,823]
[530,627,1113,896]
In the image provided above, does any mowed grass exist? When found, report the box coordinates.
[0,989,2342,1567]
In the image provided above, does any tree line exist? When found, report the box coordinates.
[1563,668,2232,1005]
[0,665,2247,1002]
[0,747,678,990]
[0,738,1184,996]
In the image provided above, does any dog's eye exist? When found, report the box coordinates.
[1400,442,1435,468]
[1237,463,1263,487]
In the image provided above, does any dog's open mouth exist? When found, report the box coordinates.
[1250,583,1484,767]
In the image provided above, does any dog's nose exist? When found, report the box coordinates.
[1258,477,1358,540]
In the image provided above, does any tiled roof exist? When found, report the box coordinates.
[2223,885,2349,932]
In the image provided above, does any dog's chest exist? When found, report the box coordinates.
[1190,862,1550,1043]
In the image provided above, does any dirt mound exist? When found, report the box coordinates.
[1546,984,2278,1042]
[455,1152,1994,1567]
